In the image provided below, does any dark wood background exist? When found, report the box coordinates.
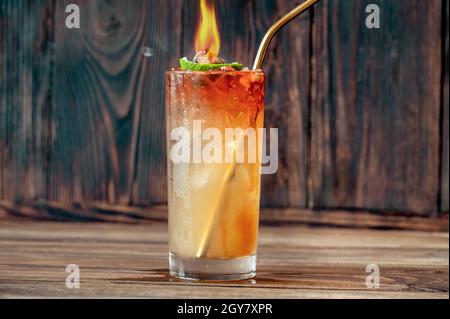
[0,0,448,231]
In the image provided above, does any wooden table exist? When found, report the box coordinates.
[0,220,448,299]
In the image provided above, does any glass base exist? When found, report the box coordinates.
[169,252,256,281]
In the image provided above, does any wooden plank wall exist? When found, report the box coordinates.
[310,0,442,214]
[0,0,448,230]
[0,0,53,202]
[442,0,449,213]
[49,0,181,205]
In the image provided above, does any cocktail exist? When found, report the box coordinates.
[165,0,318,280]
[165,0,265,280]
[166,67,265,280]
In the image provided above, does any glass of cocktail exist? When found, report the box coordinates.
[166,67,265,280]
[165,0,317,280]
[164,0,267,281]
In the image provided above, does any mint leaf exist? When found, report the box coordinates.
[179,57,244,71]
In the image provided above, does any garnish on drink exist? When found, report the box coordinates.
[179,56,244,71]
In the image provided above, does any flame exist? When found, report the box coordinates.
[195,0,220,60]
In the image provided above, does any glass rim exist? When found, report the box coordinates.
[166,69,265,75]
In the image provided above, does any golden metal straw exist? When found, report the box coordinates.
[253,0,320,70]
[196,163,236,258]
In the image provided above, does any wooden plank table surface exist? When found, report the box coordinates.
[0,220,448,299]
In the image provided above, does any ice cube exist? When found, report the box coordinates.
[191,164,214,189]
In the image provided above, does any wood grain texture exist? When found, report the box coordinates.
[0,221,447,298]
[134,0,183,205]
[310,0,443,214]
[0,202,447,232]
[0,0,54,201]
[442,0,449,212]
[50,0,183,205]
[260,0,310,208]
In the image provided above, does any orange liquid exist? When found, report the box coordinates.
[166,70,265,259]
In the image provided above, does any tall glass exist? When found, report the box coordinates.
[166,69,265,280]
